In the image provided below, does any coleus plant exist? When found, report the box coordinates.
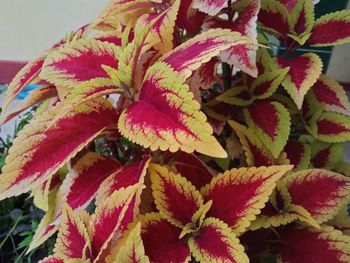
[1,0,350,262]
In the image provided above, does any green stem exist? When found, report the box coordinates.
[0,215,22,249]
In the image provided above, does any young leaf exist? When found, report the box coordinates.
[118,62,227,157]
[277,226,350,263]
[188,217,249,263]
[140,213,191,263]
[307,10,350,46]
[278,53,323,109]
[0,98,117,200]
[244,101,291,158]
[200,165,293,235]
[149,163,203,228]
[281,169,350,223]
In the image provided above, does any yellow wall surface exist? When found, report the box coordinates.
[0,0,108,61]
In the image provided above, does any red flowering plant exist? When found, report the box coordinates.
[1,0,350,262]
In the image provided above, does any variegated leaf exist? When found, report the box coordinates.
[310,141,343,169]
[0,85,57,126]
[200,165,293,235]
[53,152,120,221]
[0,98,117,200]
[136,0,180,54]
[108,223,150,263]
[228,120,289,166]
[278,53,323,109]
[306,75,350,117]
[251,68,289,100]
[289,0,315,44]
[307,10,350,46]
[188,217,249,263]
[161,28,252,80]
[149,163,203,228]
[118,62,227,157]
[164,151,214,189]
[307,112,350,143]
[90,185,140,262]
[284,140,311,170]
[244,101,291,158]
[258,0,290,39]
[277,226,350,263]
[54,206,91,260]
[40,39,120,89]
[2,56,45,110]
[281,169,350,223]
[95,156,150,205]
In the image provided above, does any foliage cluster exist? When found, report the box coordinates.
[1,0,350,262]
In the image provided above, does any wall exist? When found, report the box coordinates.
[0,0,108,61]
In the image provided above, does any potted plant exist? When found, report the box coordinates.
[1,0,350,262]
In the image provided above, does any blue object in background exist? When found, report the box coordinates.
[16,84,39,100]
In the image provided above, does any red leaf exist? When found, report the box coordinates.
[95,156,150,204]
[308,10,350,46]
[164,152,214,189]
[54,152,120,221]
[0,98,117,200]
[277,226,350,263]
[149,164,203,228]
[141,213,191,263]
[118,62,226,157]
[258,0,290,38]
[2,56,45,110]
[54,206,90,260]
[90,186,139,262]
[40,39,120,88]
[188,218,248,263]
[245,101,291,158]
[284,140,311,170]
[201,165,292,234]
[277,53,323,109]
[282,169,350,223]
